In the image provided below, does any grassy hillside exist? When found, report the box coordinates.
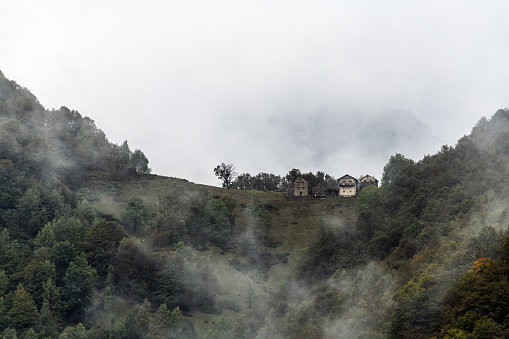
[76,171,358,337]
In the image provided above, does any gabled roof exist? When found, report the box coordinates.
[294,177,308,184]
[360,175,378,182]
[337,174,359,183]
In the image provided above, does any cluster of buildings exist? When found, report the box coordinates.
[285,174,379,198]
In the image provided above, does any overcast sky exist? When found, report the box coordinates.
[1,1,508,186]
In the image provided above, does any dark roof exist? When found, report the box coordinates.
[337,174,359,183]
[360,175,378,182]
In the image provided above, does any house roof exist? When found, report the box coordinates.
[337,174,359,183]
[360,175,379,182]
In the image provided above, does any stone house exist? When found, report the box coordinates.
[286,177,309,197]
[311,181,327,197]
[360,175,379,190]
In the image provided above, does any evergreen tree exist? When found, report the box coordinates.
[34,222,55,249]
[22,259,56,308]
[72,199,96,227]
[0,270,9,297]
[51,241,76,286]
[128,149,150,174]
[37,278,62,337]
[59,323,87,338]
[2,328,17,339]
[63,258,94,322]
[202,199,231,244]
[7,284,39,331]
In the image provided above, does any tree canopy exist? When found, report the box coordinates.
[214,163,236,188]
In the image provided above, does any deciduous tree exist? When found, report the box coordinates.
[121,196,149,234]
[381,153,414,186]
[214,163,236,188]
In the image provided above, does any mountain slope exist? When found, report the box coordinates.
[1,70,509,338]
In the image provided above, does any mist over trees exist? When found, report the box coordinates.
[0,71,150,187]
[3,70,509,338]
[0,71,199,337]
[290,108,509,337]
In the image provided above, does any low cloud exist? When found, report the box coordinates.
[1,1,508,185]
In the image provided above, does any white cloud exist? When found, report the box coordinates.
[1,1,508,185]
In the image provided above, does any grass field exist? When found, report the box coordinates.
[78,173,357,337]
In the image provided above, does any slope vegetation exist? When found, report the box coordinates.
[1,70,509,338]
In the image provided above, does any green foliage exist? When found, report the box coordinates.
[246,191,272,245]
[128,149,151,174]
[34,223,55,249]
[0,164,21,210]
[213,163,236,188]
[152,252,185,308]
[355,185,381,214]
[85,220,126,256]
[232,172,283,190]
[63,259,95,322]
[204,317,239,339]
[2,328,18,339]
[202,199,231,244]
[381,153,414,186]
[0,229,22,277]
[120,196,149,234]
[5,69,509,338]
[147,304,195,339]
[113,238,155,299]
[0,70,150,188]
[0,270,8,297]
[72,199,96,227]
[51,241,76,285]
[120,299,196,339]
[7,284,39,331]
[59,323,87,339]
[112,238,202,311]
[22,259,56,308]
[37,278,63,337]
[155,179,191,217]
[52,217,88,248]
[285,168,302,185]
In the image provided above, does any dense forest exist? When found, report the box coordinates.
[1,70,509,338]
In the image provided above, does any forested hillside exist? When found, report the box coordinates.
[286,110,509,338]
[1,70,509,338]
